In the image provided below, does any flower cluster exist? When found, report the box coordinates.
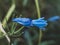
[12,16,60,30]
[12,17,48,30]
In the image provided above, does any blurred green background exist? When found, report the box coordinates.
[0,0,60,45]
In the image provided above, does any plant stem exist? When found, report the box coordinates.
[35,0,41,18]
[14,26,24,34]
[35,0,42,45]
[0,22,10,43]
[38,30,42,45]
[2,0,16,28]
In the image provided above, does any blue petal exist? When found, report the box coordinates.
[32,17,48,29]
[12,18,32,26]
[48,16,60,22]
[12,18,31,22]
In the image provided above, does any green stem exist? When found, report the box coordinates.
[2,0,16,28]
[35,0,41,18]
[14,26,24,34]
[0,22,10,43]
[38,30,42,45]
[35,0,42,45]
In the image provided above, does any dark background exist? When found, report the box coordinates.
[0,0,60,45]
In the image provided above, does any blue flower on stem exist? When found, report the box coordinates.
[12,17,48,30]
[32,17,48,30]
[48,16,60,22]
[12,18,33,26]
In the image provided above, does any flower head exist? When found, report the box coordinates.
[12,18,33,26]
[32,17,48,30]
[48,16,60,22]
[12,17,48,30]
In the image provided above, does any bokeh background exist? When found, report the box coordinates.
[0,0,60,45]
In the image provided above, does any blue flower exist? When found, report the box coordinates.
[12,18,33,26]
[32,17,48,30]
[48,16,60,22]
[12,17,48,30]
